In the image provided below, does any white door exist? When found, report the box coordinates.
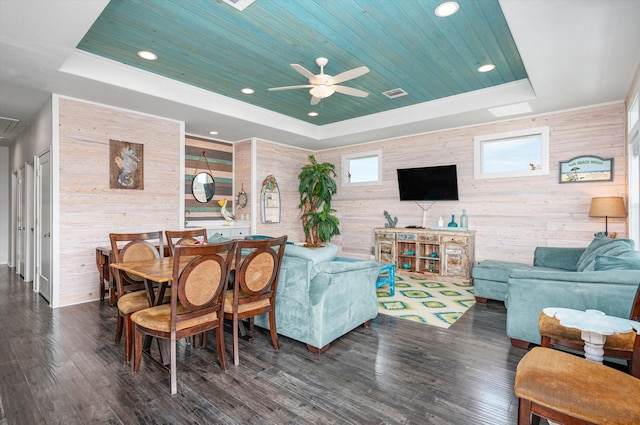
[36,151,52,302]
[16,167,25,277]
[24,162,35,283]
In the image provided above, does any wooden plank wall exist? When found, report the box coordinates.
[232,139,254,222]
[184,135,232,222]
[313,103,627,263]
[58,97,181,306]
[253,139,308,242]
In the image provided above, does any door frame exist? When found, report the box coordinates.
[35,150,52,302]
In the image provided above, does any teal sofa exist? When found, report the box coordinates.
[472,237,640,348]
[254,244,380,353]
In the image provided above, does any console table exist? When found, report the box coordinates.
[374,227,475,285]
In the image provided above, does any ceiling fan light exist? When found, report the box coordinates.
[310,84,335,99]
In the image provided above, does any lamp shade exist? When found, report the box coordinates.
[589,197,627,218]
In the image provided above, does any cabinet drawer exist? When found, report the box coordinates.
[230,228,248,237]
[418,234,439,243]
[397,233,416,241]
[442,236,467,244]
[376,232,395,240]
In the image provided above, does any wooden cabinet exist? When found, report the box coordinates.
[374,227,475,284]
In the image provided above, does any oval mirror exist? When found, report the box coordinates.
[192,172,215,203]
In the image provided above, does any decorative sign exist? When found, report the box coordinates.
[110,139,144,189]
[559,155,612,183]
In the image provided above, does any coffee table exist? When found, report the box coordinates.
[542,307,640,364]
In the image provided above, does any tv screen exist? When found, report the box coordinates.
[397,164,459,201]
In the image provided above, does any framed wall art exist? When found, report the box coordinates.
[110,139,144,189]
[559,155,612,183]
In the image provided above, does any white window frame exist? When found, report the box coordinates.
[341,150,382,187]
[474,127,550,179]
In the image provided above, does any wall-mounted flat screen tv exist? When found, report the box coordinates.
[397,164,459,201]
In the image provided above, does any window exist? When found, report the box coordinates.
[474,127,549,179]
[342,150,381,187]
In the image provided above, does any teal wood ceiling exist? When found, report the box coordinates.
[77,0,527,126]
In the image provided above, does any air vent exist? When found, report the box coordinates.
[0,117,19,137]
[383,88,408,99]
[222,0,255,11]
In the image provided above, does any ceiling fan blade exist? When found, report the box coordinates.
[330,66,370,84]
[268,85,314,91]
[333,85,369,97]
[310,96,321,105]
[291,64,319,84]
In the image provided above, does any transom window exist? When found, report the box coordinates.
[474,127,549,179]
[342,150,381,187]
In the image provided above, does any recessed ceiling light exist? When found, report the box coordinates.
[308,112,319,117]
[209,131,218,135]
[241,88,255,94]
[477,64,496,73]
[137,50,158,61]
[435,2,459,17]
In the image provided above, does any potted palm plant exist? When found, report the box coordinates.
[298,155,340,247]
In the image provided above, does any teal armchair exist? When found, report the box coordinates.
[254,244,380,353]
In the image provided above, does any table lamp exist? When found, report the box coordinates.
[589,196,627,236]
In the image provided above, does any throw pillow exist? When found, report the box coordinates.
[577,239,636,272]
[595,251,640,271]
[575,236,618,271]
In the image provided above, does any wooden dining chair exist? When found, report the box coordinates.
[109,231,167,363]
[165,228,208,256]
[538,283,640,377]
[131,240,236,394]
[224,235,288,366]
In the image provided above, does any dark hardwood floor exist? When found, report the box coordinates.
[0,265,531,424]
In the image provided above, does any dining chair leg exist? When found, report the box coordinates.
[170,334,177,395]
[268,311,279,350]
[124,314,133,363]
[133,325,143,372]
[115,314,123,343]
[233,315,240,366]
[216,325,228,370]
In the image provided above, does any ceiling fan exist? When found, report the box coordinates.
[268,57,369,105]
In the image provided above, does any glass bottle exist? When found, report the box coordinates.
[437,216,444,227]
[448,214,458,227]
[460,209,468,229]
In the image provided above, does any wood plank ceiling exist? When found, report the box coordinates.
[76,0,527,126]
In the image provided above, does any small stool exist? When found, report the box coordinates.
[515,347,640,424]
[376,263,396,296]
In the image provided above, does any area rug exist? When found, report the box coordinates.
[376,273,476,329]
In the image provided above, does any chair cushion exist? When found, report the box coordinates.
[117,290,170,315]
[595,251,640,271]
[538,312,636,351]
[515,347,640,424]
[131,303,218,332]
[224,290,271,314]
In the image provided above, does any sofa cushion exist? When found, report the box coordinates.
[576,237,635,272]
[283,244,339,266]
[472,260,535,283]
[595,251,640,271]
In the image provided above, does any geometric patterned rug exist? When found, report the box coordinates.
[376,273,476,329]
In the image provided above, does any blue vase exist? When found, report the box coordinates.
[448,214,458,227]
